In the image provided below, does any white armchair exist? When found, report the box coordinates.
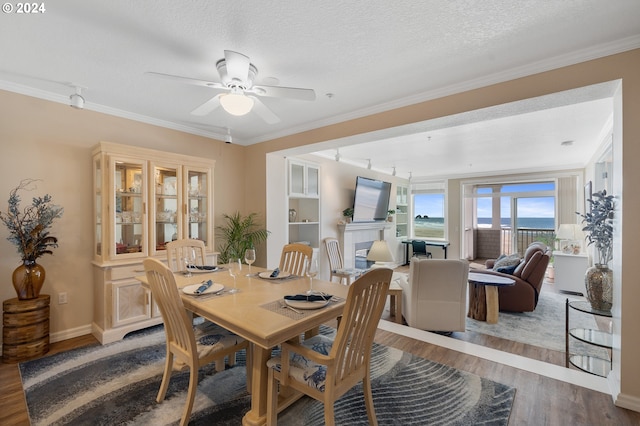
[398,258,469,333]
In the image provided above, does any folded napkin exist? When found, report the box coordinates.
[194,280,213,295]
[189,265,218,271]
[284,294,332,302]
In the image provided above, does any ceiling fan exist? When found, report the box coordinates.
[146,50,315,124]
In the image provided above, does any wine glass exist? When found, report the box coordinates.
[244,248,256,276]
[183,248,196,277]
[306,257,318,294]
[228,258,242,293]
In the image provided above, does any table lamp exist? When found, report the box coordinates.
[367,240,395,265]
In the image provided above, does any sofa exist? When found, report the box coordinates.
[471,242,550,312]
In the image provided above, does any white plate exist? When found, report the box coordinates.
[284,299,329,310]
[187,266,219,274]
[182,282,224,295]
[259,271,292,280]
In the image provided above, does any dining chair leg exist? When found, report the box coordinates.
[363,373,378,426]
[323,402,336,426]
[180,366,199,426]
[156,350,173,403]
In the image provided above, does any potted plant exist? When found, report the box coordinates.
[0,179,64,299]
[387,209,396,222]
[577,189,614,311]
[216,211,270,264]
[342,207,354,223]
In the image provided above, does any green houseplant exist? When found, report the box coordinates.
[577,189,614,311]
[216,211,270,264]
[342,207,354,223]
[0,179,64,299]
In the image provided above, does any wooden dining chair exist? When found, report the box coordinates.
[165,239,207,272]
[323,237,360,285]
[279,243,313,276]
[266,267,393,426]
[143,258,250,426]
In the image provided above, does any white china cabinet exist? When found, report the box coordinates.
[92,142,216,343]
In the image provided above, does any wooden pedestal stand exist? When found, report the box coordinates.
[2,295,50,363]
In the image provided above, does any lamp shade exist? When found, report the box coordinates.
[220,92,254,116]
[367,240,394,263]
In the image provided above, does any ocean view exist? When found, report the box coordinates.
[413,217,555,238]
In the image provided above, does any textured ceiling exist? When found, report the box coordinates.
[1,0,639,178]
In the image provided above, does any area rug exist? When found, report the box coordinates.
[465,286,609,359]
[20,325,515,425]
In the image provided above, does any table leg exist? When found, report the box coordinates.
[242,344,271,426]
[485,286,499,324]
[467,282,487,321]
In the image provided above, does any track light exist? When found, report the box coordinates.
[335,149,341,162]
[224,128,232,144]
[219,89,254,116]
[69,86,84,109]
[392,166,396,176]
[367,159,372,170]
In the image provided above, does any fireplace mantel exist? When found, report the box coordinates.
[338,221,393,269]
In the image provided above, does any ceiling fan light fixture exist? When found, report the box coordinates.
[220,92,254,116]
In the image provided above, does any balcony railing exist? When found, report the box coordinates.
[500,227,555,254]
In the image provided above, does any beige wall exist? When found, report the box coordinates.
[0,90,245,339]
[247,49,640,409]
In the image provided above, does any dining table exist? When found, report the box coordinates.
[137,265,348,426]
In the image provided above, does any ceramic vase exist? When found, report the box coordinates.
[12,260,46,300]
[584,264,612,311]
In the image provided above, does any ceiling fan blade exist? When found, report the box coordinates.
[224,50,251,82]
[251,85,316,101]
[190,95,222,116]
[249,96,280,124]
[145,71,226,90]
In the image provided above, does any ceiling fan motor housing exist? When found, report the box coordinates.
[216,59,258,90]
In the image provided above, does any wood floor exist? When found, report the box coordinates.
[2,266,639,425]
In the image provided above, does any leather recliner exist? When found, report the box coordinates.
[472,242,550,312]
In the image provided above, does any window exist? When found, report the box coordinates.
[411,181,446,240]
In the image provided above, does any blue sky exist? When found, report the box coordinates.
[414,182,555,218]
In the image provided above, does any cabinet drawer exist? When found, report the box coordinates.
[107,263,145,281]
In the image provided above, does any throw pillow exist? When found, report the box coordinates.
[493,253,521,271]
[495,264,518,275]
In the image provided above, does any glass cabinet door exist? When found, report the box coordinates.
[152,165,181,254]
[184,168,210,247]
[112,158,147,259]
[94,156,103,258]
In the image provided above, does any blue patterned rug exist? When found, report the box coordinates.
[20,325,515,425]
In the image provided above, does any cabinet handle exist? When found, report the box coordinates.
[183,204,187,215]
[143,202,146,214]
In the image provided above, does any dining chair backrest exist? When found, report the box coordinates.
[143,258,198,367]
[324,237,344,271]
[330,268,392,383]
[279,243,313,276]
[165,239,207,272]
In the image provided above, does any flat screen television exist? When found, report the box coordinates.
[352,176,392,222]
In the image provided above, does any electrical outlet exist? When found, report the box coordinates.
[58,292,68,304]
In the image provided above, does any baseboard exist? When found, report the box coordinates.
[50,324,93,343]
